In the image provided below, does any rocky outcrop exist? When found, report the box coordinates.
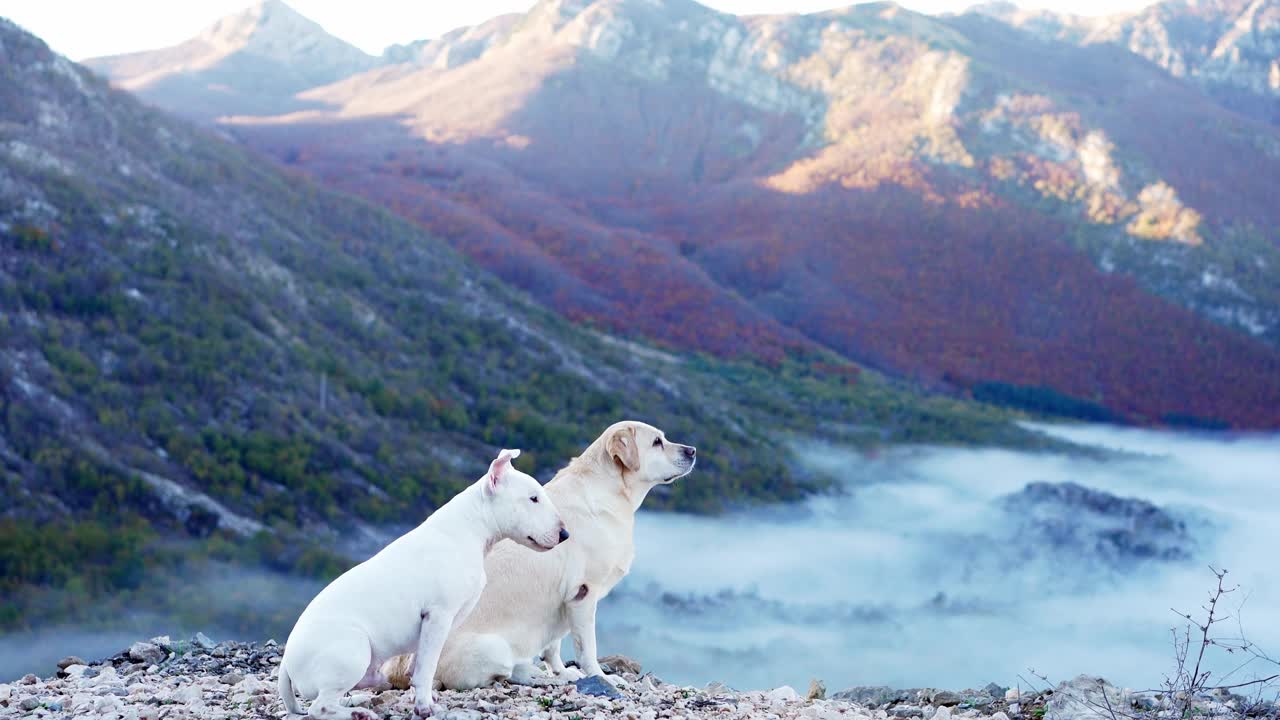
[3,638,1270,720]
[975,0,1280,126]
[1001,482,1193,564]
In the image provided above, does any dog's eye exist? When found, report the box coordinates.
[530,496,539,503]
[652,438,662,447]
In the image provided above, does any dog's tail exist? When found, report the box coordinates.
[277,663,305,716]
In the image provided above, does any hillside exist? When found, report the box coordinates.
[0,17,1028,635]
[974,0,1280,126]
[198,0,1280,428]
[81,0,379,119]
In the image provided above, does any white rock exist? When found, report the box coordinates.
[1046,675,1128,720]
[173,685,203,705]
[767,685,801,703]
[934,706,953,720]
[129,641,165,665]
[238,675,263,693]
[802,706,850,720]
[1005,689,1021,701]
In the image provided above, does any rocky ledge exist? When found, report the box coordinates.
[1,636,1275,720]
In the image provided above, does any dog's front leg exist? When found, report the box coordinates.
[566,599,625,687]
[543,642,583,681]
[410,610,454,717]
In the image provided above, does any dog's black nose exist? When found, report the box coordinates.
[558,527,570,543]
[683,445,696,459]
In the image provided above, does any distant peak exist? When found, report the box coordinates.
[199,0,319,44]
[530,0,713,21]
[531,0,594,21]
[968,1,1021,16]
[248,0,307,21]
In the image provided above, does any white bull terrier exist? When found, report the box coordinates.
[277,448,569,718]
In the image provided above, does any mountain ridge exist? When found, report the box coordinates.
[207,0,1280,428]
[82,0,378,119]
[971,0,1280,125]
[62,0,1280,428]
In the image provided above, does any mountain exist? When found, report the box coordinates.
[382,13,523,68]
[973,0,1280,125]
[1,16,1028,633]
[82,0,379,119]
[201,0,1280,429]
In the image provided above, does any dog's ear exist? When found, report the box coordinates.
[485,448,521,495]
[607,427,640,473]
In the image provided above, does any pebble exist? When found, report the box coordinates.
[19,697,41,711]
[56,656,85,670]
[600,654,643,675]
[218,671,244,685]
[128,641,166,666]
[931,691,963,707]
[576,675,623,698]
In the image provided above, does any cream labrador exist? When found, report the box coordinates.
[382,420,695,690]
[278,449,568,718]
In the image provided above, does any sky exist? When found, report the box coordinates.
[0,0,1160,61]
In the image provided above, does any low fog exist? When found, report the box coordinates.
[596,424,1280,691]
[0,567,323,681]
[8,424,1277,693]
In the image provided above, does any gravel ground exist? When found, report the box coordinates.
[1,636,1274,720]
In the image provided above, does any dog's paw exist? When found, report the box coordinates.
[351,709,381,720]
[588,671,629,686]
[558,666,585,682]
[509,662,551,686]
[412,700,445,718]
[345,692,375,707]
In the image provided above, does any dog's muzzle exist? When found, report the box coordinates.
[662,447,697,483]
